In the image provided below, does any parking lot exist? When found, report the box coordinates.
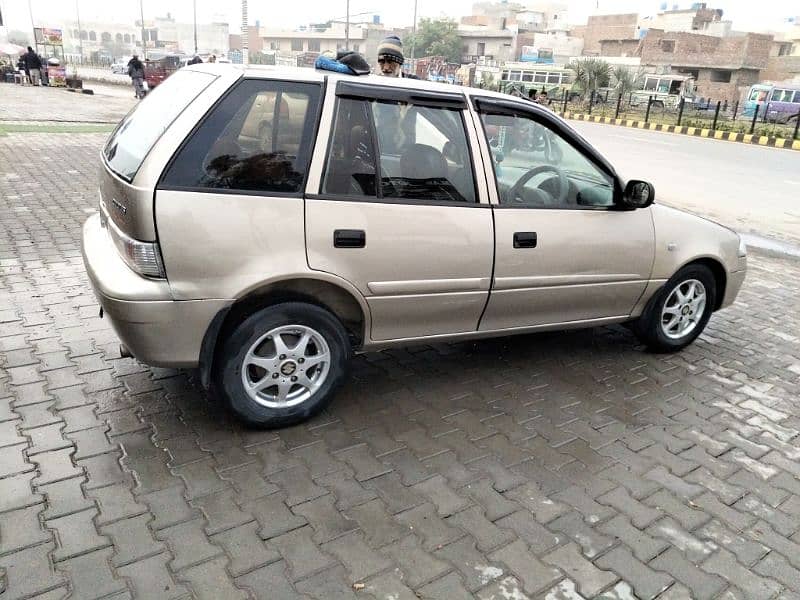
[2,85,800,599]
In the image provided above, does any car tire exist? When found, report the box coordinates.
[215,302,350,428]
[631,264,716,353]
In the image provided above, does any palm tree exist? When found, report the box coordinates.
[612,65,643,97]
[567,58,612,99]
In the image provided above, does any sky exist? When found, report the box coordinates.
[1,0,796,35]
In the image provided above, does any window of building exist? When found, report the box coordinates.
[463,44,470,54]
[101,32,111,42]
[115,33,123,43]
[522,73,533,82]
[323,98,477,204]
[352,43,359,52]
[270,41,280,50]
[291,39,303,51]
[710,70,731,83]
[80,30,88,41]
[477,42,486,55]
[643,77,657,91]
[778,43,792,57]
[659,39,675,53]
[533,72,546,83]
[124,34,131,43]
[308,39,320,52]
[160,79,322,195]
[547,73,560,83]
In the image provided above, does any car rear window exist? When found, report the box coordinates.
[103,70,217,182]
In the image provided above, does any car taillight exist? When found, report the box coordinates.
[103,214,166,279]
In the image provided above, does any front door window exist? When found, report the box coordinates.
[481,112,615,209]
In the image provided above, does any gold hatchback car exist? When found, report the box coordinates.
[83,64,747,427]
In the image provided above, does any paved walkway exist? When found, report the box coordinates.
[0,83,136,124]
[2,127,800,598]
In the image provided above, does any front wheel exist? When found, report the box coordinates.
[214,302,351,428]
[631,264,716,352]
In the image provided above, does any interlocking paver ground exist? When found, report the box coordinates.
[2,86,800,598]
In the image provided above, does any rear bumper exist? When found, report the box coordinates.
[82,213,229,367]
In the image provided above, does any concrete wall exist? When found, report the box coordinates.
[583,14,638,56]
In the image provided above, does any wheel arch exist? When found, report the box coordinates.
[678,256,727,311]
[198,276,369,389]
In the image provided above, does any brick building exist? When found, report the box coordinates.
[640,29,772,103]
[582,13,639,55]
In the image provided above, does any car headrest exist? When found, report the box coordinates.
[401,144,446,180]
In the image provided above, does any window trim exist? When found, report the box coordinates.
[319,95,481,206]
[157,77,326,197]
[471,96,625,211]
[336,81,467,110]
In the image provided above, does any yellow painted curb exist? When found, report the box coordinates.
[560,112,798,150]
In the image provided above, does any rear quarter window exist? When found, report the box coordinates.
[103,70,217,182]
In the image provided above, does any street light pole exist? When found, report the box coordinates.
[345,0,350,50]
[75,0,83,64]
[409,0,417,62]
[193,0,197,54]
[241,0,248,64]
[139,0,146,59]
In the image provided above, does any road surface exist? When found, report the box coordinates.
[571,120,800,247]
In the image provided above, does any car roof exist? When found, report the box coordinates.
[183,62,551,116]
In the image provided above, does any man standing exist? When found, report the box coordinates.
[127,54,145,99]
[376,35,418,78]
[24,47,42,86]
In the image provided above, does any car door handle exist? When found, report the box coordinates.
[333,229,366,248]
[513,232,537,248]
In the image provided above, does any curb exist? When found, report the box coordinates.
[563,111,800,151]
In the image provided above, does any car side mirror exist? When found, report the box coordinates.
[623,180,655,208]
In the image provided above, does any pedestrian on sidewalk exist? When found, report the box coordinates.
[127,54,146,99]
[24,47,42,86]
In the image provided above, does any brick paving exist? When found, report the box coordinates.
[2,126,800,599]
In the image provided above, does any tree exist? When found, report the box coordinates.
[406,18,461,64]
[567,57,611,97]
[612,65,644,96]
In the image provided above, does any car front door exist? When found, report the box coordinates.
[305,82,494,342]
[472,98,655,331]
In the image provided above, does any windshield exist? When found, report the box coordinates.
[103,69,216,182]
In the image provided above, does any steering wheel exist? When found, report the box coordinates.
[507,165,570,206]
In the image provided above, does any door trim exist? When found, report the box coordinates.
[493,274,644,290]
[368,277,491,295]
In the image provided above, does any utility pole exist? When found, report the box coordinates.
[139,0,147,59]
[75,0,83,64]
[345,0,350,50]
[193,0,197,54]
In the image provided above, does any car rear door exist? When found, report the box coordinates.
[304,81,494,342]
[471,97,655,331]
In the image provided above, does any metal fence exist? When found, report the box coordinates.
[546,89,800,141]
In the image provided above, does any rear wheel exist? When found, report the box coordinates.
[215,302,350,428]
[632,264,716,352]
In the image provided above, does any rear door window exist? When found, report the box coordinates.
[160,79,321,194]
[322,97,476,204]
[103,70,216,182]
